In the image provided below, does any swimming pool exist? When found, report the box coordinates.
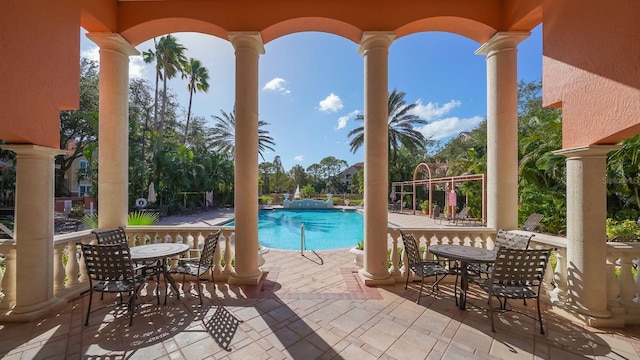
[225,209,364,250]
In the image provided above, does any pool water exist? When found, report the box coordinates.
[226,209,364,250]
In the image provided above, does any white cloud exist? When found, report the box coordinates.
[410,99,462,121]
[318,93,343,113]
[263,78,290,94]
[294,155,304,162]
[335,109,360,130]
[80,45,146,79]
[416,116,484,140]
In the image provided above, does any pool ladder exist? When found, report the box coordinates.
[300,224,323,264]
[300,224,305,254]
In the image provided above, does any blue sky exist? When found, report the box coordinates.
[81,25,542,171]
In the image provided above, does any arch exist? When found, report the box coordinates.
[395,16,497,44]
[392,163,485,222]
[121,18,230,47]
[261,17,362,44]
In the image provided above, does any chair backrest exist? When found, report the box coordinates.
[92,226,129,246]
[399,230,422,266]
[431,205,441,218]
[494,229,533,250]
[199,230,221,267]
[522,213,544,232]
[455,206,470,219]
[491,248,551,287]
[78,242,136,283]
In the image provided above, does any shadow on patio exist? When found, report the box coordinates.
[0,248,639,359]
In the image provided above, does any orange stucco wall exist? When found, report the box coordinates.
[542,0,640,148]
[0,0,81,148]
[7,0,639,149]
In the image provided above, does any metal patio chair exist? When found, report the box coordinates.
[399,230,449,303]
[169,229,221,305]
[78,242,146,326]
[478,247,552,334]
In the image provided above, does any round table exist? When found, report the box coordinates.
[130,243,190,303]
[428,244,497,310]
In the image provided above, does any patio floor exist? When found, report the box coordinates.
[1,209,640,359]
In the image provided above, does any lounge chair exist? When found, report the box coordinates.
[522,213,544,232]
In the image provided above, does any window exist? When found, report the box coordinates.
[79,185,91,197]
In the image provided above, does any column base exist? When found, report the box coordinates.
[358,268,395,286]
[228,270,265,286]
[0,297,66,322]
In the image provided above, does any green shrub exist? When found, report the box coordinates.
[606,218,639,239]
[82,211,159,229]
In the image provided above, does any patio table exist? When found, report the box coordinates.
[428,244,497,310]
[130,243,190,304]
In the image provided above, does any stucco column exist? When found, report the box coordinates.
[1,145,66,320]
[86,33,138,228]
[476,32,529,230]
[228,32,264,285]
[358,32,395,286]
[554,145,617,320]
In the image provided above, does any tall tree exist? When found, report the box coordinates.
[348,88,431,161]
[272,156,285,193]
[56,57,99,196]
[143,34,187,136]
[182,58,210,144]
[259,161,275,195]
[210,109,276,160]
[289,164,308,187]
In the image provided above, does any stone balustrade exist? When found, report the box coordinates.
[0,225,638,325]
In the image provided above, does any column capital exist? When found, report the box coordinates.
[358,31,395,54]
[553,144,621,159]
[475,31,530,56]
[228,32,265,54]
[86,33,139,57]
[2,144,66,158]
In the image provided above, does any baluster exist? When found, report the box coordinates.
[213,232,224,278]
[619,253,638,309]
[553,246,567,303]
[540,248,555,302]
[63,241,79,288]
[52,243,65,294]
[389,233,400,277]
[224,233,234,274]
[606,252,623,313]
[0,247,16,309]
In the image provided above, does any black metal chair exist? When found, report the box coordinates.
[478,247,552,334]
[169,230,221,305]
[92,226,161,304]
[78,242,145,326]
[471,229,535,278]
[399,230,449,303]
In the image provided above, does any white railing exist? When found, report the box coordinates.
[0,225,639,325]
[0,226,237,307]
[386,227,640,325]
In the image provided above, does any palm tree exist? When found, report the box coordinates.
[348,88,430,161]
[182,58,210,144]
[143,35,187,136]
[210,109,276,160]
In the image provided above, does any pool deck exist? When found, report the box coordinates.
[4,207,639,359]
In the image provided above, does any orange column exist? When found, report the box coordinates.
[228,32,263,285]
[86,33,138,228]
[358,32,395,285]
[476,32,528,230]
